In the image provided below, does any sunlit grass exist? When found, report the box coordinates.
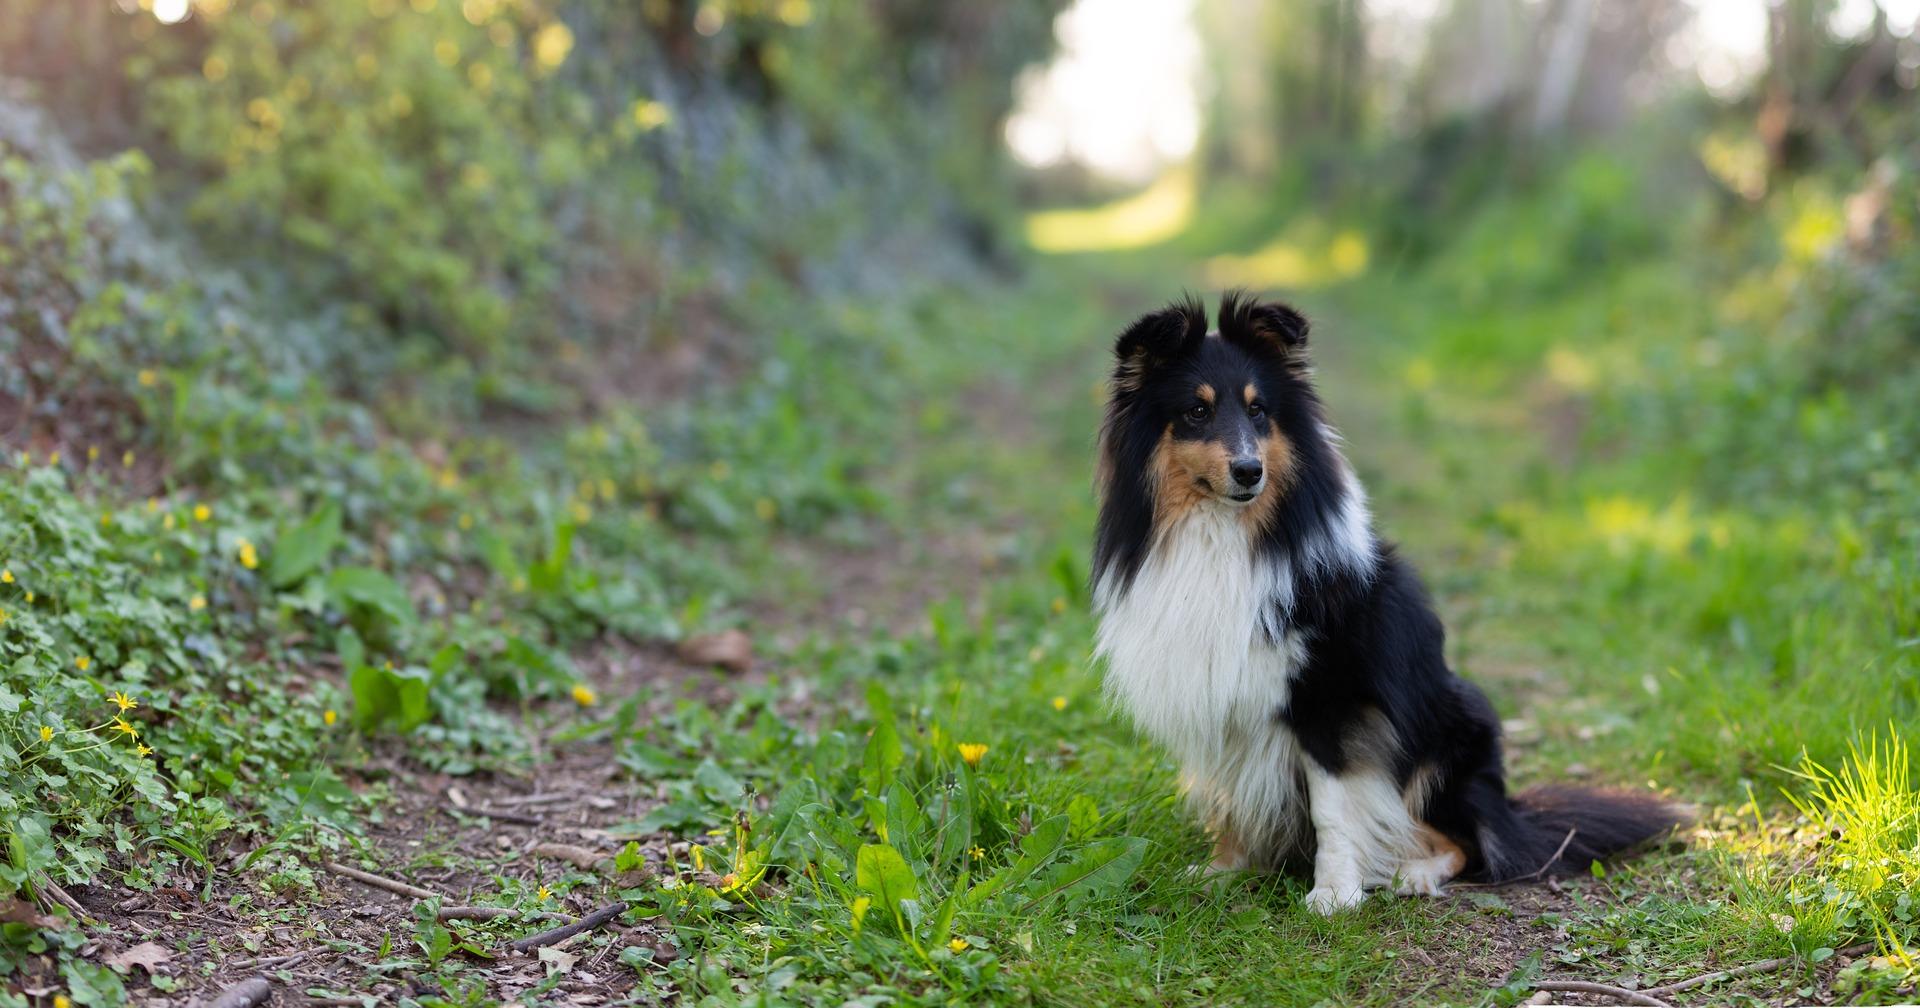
[1026,165,1195,253]
[1203,228,1369,288]
[1783,732,1920,956]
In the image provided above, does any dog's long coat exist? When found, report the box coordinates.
[1091,294,1678,912]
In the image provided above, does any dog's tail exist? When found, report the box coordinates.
[1476,784,1688,882]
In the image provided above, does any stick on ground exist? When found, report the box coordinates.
[438,904,573,923]
[508,901,629,953]
[206,976,274,1008]
[1534,940,1883,1006]
[445,805,545,826]
[1640,941,1878,997]
[322,861,441,901]
[1531,980,1672,1007]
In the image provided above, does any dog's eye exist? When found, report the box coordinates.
[1186,405,1211,422]
[1248,402,1265,418]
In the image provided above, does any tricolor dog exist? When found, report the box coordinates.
[1092,293,1679,913]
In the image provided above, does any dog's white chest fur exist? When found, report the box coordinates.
[1094,506,1310,858]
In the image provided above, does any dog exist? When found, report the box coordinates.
[1091,292,1681,913]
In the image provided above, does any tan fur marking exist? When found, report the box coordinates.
[1235,428,1296,532]
[1343,708,1400,769]
[1209,826,1249,872]
[1402,762,1442,816]
[1414,822,1468,876]
[1244,383,1257,406]
[1150,427,1235,527]
[1197,384,1215,406]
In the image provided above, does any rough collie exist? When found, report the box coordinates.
[1092,293,1680,913]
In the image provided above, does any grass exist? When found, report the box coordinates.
[5,137,1920,1006]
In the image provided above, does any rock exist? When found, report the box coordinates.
[675,630,753,673]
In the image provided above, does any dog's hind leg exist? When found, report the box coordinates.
[1303,762,1418,914]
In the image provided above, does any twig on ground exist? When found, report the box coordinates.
[445,805,545,826]
[1530,980,1672,1006]
[228,950,312,970]
[438,904,573,923]
[207,976,274,1008]
[1452,828,1581,890]
[508,901,629,954]
[1532,941,1882,1006]
[37,877,87,918]
[1521,829,1580,882]
[322,861,440,901]
[1640,941,1877,998]
[490,792,577,808]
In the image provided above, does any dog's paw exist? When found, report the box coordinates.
[1303,885,1364,915]
[1393,856,1456,897]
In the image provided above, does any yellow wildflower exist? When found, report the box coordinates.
[147,498,157,511]
[571,683,598,706]
[138,368,160,387]
[88,446,99,462]
[1053,696,1067,711]
[110,717,139,738]
[124,450,135,468]
[189,594,207,611]
[949,937,969,954]
[193,504,211,522]
[163,513,176,530]
[324,708,338,726]
[458,513,474,530]
[76,656,91,671]
[1051,596,1067,615]
[1,569,11,582]
[48,451,60,466]
[21,592,30,604]
[110,691,138,712]
[138,743,154,756]
[690,845,705,871]
[100,513,112,527]
[969,845,985,860]
[0,608,7,623]
[957,743,988,768]
[54,996,71,1008]
[39,726,53,743]
[537,885,552,901]
[238,541,259,569]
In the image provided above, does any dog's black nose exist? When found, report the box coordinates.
[1230,460,1263,487]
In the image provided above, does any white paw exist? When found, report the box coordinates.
[1394,859,1455,897]
[1304,885,1364,915]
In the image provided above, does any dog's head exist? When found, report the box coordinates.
[1099,292,1318,527]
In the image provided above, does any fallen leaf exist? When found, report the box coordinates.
[537,944,579,973]
[105,941,173,972]
[676,630,753,672]
[530,842,611,872]
[0,897,63,929]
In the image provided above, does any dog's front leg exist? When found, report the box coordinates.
[1303,763,1370,914]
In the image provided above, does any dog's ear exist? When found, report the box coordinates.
[1218,290,1310,371]
[1112,296,1207,393]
